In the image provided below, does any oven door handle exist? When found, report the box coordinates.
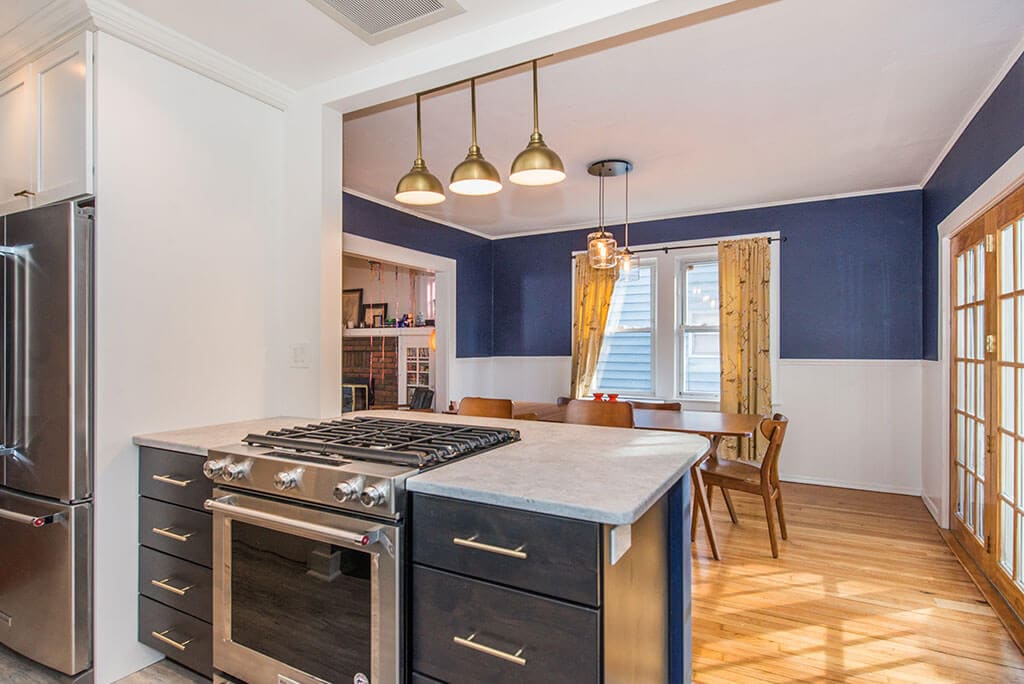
[204,495,390,553]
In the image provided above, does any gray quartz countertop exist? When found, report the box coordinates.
[132,411,709,525]
[133,416,314,456]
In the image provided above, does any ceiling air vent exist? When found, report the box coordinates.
[307,0,465,45]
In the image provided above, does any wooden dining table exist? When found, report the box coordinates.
[512,401,762,560]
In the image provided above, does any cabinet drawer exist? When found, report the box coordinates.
[139,547,212,623]
[139,447,212,511]
[411,494,600,606]
[140,497,212,567]
[139,596,212,677]
[412,566,599,684]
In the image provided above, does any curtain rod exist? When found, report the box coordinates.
[570,236,786,259]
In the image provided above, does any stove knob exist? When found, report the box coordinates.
[360,484,388,508]
[273,468,302,491]
[202,459,230,480]
[224,460,252,482]
[333,478,363,503]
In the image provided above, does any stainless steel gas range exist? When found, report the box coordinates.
[202,416,519,684]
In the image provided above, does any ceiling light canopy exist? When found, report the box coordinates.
[450,78,502,196]
[510,61,565,186]
[395,94,446,206]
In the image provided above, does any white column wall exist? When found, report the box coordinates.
[93,33,283,682]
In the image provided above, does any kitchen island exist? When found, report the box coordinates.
[134,411,708,683]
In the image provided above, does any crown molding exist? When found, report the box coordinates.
[0,0,91,78]
[85,0,293,110]
[342,187,493,240]
[920,32,1024,189]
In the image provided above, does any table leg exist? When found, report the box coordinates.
[691,448,720,561]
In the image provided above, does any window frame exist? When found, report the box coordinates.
[590,258,657,397]
[676,256,722,402]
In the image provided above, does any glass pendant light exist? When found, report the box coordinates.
[617,166,640,281]
[509,61,565,186]
[395,94,446,206]
[587,171,618,269]
[450,79,502,196]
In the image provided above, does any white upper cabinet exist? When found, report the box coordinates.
[0,31,93,216]
[0,65,34,215]
[32,32,94,207]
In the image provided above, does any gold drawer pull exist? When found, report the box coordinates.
[151,629,192,651]
[453,633,526,666]
[150,577,195,596]
[152,526,194,543]
[151,474,195,488]
[453,535,527,559]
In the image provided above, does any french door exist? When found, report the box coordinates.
[951,181,1024,619]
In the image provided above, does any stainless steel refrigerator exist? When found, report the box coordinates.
[0,201,93,679]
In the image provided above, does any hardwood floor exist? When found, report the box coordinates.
[691,482,1024,683]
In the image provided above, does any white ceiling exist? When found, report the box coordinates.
[116,0,556,90]
[342,0,1024,237]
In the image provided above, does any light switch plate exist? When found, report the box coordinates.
[289,342,311,368]
[609,523,632,565]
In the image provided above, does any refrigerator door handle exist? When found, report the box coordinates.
[0,507,65,527]
[0,244,25,453]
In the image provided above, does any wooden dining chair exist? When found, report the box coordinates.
[564,399,635,428]
[699,414,789,558]
[456,397,514,418]
[628,400,682,411]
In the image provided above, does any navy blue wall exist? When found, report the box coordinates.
[922,52,1024,360]
[492,191,924,359]
[343,193,493,357]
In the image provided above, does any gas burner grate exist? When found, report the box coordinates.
[243,417,519,468]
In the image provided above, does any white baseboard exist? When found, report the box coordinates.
[780,474,922,497]
[922,493,946,527]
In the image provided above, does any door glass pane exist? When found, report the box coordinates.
[1002,298,1014,362]
[1002,226,1014,294]
[967,307,976,359]
[1002,502,1014,572]
[978,243,986,298]
[1019,368,1024,434]
[1004,367,1015,431]
[978,363,986,420]
[977,422,986,474]
[967,249,976,303]
[977,481,985,539]
[1018,219,1024,289]
[1004,439,1014,497]
[978,307,986,362]
[957,309,965,358]
[966,476,974,527]
[967,362,976,416]
[957,362,966,411]
[957,413,965,464]
[230,522,372,681]
[1018,515,1024,584]
[1019,296,1024,361]
[957,467,965,518]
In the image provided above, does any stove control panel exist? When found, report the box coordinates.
[360,482,389,508]
[333,477,364,503]
[223,459,253,482]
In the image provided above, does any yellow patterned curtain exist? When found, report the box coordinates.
[718,238,772,461]
[570,255,618,398]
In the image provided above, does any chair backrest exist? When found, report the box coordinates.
[759,413,789,486]
[409,387,435,410]
[629,400,682,411]
[457,397,514,418]
[555,396,572,406]
[564,399,635,428]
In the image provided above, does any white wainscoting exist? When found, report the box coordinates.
[453,356,929,496]
[921,361,948,526]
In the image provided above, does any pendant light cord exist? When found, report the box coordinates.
[599,174,605,234]
[415,93,423,160]
[624,168,630,248]
[470,78,478,149]
[532,61,540,134]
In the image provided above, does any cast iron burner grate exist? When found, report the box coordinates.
[243,417,520,468]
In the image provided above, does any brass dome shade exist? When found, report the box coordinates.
[510,61,565,186]
[395,94,445,206]
[395,158,446,205]
[450,79,502,196]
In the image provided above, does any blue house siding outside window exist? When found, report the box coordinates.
[593,263,655,394]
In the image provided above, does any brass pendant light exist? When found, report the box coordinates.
[586,160,632,269]
[395,94,446,206]
[450,78,502,196]
[509,61,565,186]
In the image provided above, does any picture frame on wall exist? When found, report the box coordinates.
[342,288,363,328]
[361,302,388,327]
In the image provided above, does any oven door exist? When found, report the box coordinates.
[206,488,401,684]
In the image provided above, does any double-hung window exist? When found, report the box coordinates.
[677,261,720,399]
[592,261,655,395]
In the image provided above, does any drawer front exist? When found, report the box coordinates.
[411,494,600,606]
[412,566,599,684]
[139,546,212,623]
[139,596,212,677]
[140,497,212,567]
[139,446,212,511]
